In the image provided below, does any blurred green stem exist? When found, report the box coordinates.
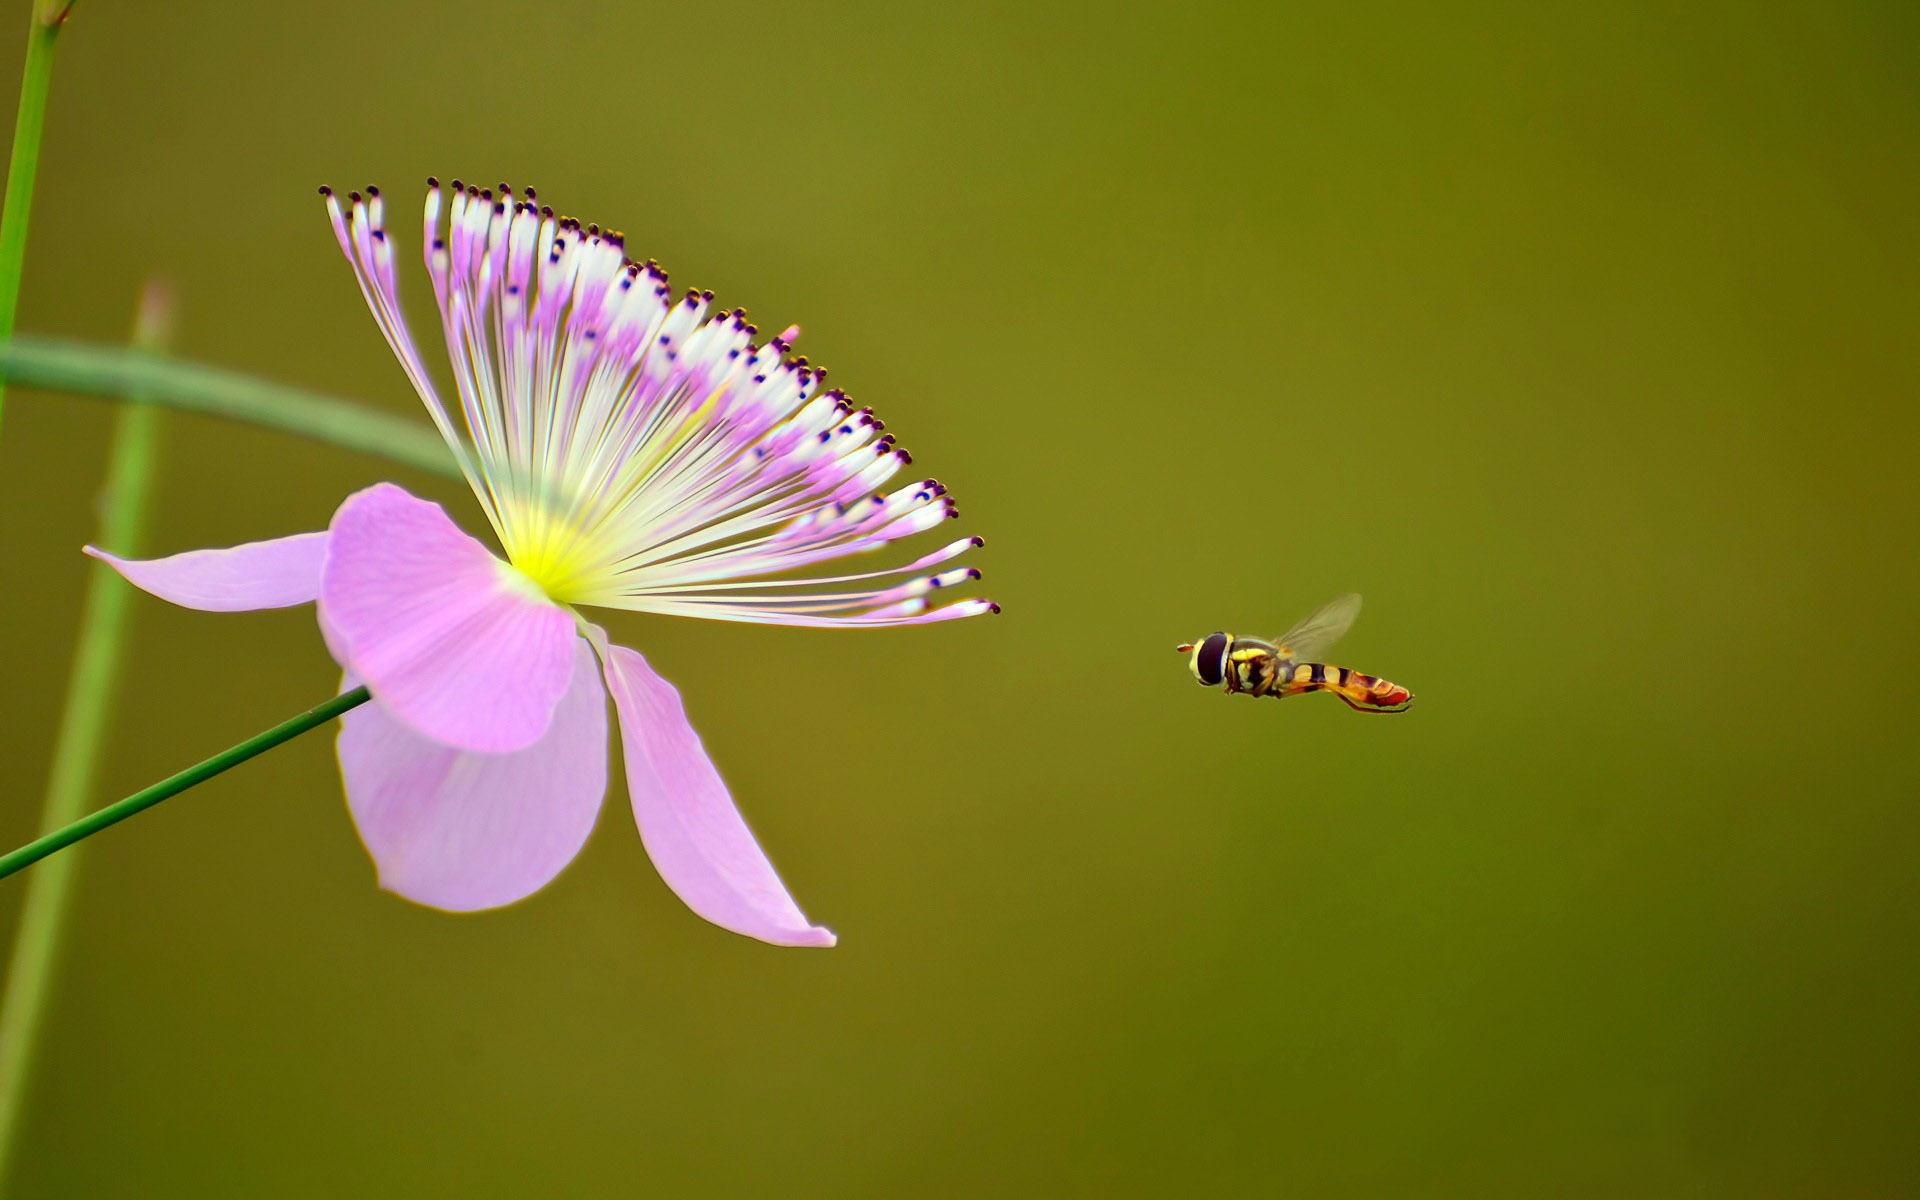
[0,277,159,1189]
[0,1,71,438]
[0,686,372,886]
[0,335,459,478]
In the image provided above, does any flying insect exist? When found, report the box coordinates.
[1176,593,1413,713]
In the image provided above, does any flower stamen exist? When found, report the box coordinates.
[324,179,996,627]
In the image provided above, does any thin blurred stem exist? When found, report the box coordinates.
[0,278,161,1187]
[0,687,372,886]
[0,1,71,438]
[0,335,458,478]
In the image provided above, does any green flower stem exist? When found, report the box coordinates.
[0,687,372,885]
[0,335,460,479]
[0,282,165,1182]
[0,2,73,437]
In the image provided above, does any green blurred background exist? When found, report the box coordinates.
[0,0,1915,1194]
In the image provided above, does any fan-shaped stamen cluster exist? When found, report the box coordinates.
[321,180,995,626]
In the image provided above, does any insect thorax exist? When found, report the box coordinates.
[1228,637,1289,693]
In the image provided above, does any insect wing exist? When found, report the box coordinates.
[1274,592,1362,661]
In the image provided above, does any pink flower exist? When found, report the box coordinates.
[91,181,994,945]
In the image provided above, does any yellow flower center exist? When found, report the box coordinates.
[496,501,616,605]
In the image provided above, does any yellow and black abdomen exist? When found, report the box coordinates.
[1281,662,1415,713]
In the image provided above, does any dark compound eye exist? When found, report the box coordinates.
[1195,632,1231,686]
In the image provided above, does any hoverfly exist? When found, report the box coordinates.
[1177,593,1413,713]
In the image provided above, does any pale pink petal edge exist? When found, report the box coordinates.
[319,483,576,754]
[86,531,329,612]
[337,637,610,912]
[591,626,835,948]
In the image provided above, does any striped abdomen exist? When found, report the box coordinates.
[1279,662,1414,713]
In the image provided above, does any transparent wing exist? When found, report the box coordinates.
[1274,593,1362,661]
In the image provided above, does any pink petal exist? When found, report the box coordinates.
[320,483,576,753]
[85,532,328,612]
[591,627,836,948]
[337,637,608,911]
